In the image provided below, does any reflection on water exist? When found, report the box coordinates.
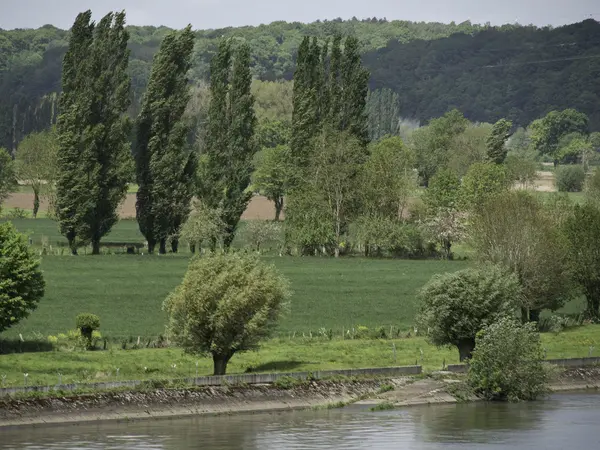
[1,393,599,449]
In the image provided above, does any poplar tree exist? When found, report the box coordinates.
[487,118,513,164]
[135,26,196,254]
[202,40,257,248]
[56,10,131,254]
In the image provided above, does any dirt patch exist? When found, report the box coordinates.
[4,194,278,220]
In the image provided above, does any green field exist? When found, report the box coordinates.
[6,254,467,340]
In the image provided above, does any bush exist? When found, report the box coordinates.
[417,265,521,361]
[555,165,585,192]
[468,317,550,402]
[75,313,100,350]
[0,222,45,333]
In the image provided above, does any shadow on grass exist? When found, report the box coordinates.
[0,339,54,354]
[245,360,308,373]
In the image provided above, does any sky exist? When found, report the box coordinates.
[0,0,598,30]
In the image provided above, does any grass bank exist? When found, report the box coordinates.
[0,326,598,388]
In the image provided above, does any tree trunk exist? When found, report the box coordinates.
[223,233,234,250]
[529,309,541,324]
[520,307,529,324]
[32,189,40,219]
[91,239,101,255]
[147,240,156,254]
[190,243,196,254]
[212,352,232,376]
[68,234,78,255]
[274,198,283,221]
[159,239,167,255]
[171,238,179,254]
[457,338,475,362]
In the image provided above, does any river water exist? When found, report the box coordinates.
[1,393,599,449]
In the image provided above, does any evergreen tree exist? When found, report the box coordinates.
[135,26,196,254]
[202,40,257,248]
[56,10,132,255]
[367,88,400,141]
[487,118,512,164]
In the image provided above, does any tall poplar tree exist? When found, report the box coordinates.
[202,40,257,248]
[56,10,132,254]
[135,26,196,254]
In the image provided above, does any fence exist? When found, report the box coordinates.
[446,356,600,374]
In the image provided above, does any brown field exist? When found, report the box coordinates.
[4,193,279,220]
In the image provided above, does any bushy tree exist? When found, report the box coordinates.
[163,253,290,375]
[135,26,196,254]
[505,154,538,189]
[0,148,16,206]
[180,202,227,253]
[421,207,467,259]
[470,191,574,322]
[422,168,461,212]
[242,220,283,253]
[251,145,291,221]
[469,317,549,401]
[555,165,585,192]
[0,222,45,333]
[14,129,59,218]
[447,123,491,176]
[529,109,589,164]
[563,203,600,320]
[417,266,521,361]
[459,162,508,210]
[585,167,600,206]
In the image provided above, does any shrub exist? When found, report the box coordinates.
[555,165,585,192]
[468,317,550,401]
[460,162,508,210]
[0,222,45,333]
[75,313,100,350]
[417,265,521,361]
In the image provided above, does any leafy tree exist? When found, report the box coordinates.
[563,203,600,320]
[459,162,508,210]
[255,120,291,149]
[585,167,600,206]
[486,118,512,164]
[163,252,290,375]
[180,202,226,253]
[505,154,538,189]
[251,80,293,122]
[135,26,196,254]
[56,11,132,254]
[555,165,585,192]
[361,136,416,219]
[201,40,257,248]
[366,88,400,141]
[242,220,283,253]
[0,222,45,333]
[421,207,467,259]
[469,317,549,401]
[417,265,521,361]
[0,148,16,207]
[529,109,589,164]
[470,191,574,322]
[411,110,468,186]
[251,145,291,221]
[447,123,491,176]
[422,168,461,212]
[14,129,59,218]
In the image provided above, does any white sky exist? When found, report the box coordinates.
[0,0,598,30]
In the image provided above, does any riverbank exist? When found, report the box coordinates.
[1,368,599,429]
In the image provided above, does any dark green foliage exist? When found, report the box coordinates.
[530,109,589,160]
[469,317,549,401]
[0,222,45,333]
[555,165,586,192]
[487,119,512,164]
[367,88,400,141]
[55,11,132,254]
[135,26,196,254]
[460,162,508,210]
[417,266,521,361]
[422,169,461,211]
[563,203,600,320]
[0,148,16,205]
[201,40,257,248]
[75,313,100,349]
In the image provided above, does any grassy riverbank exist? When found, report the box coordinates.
[1,325,598,388]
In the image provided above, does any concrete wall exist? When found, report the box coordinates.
[445,356,600,374]
[0,365,422,397]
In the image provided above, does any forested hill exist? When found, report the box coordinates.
[1,17,599,151]
[365,19,600,130]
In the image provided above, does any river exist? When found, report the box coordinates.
[1,393,599,449]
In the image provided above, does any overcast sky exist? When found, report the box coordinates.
[1,0,598,30]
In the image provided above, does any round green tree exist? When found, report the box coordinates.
[164,252,290,375]
[0,222,45,333]
[417,266,521,361]
[469,317,549,401]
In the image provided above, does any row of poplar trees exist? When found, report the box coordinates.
[55,10,256,254]
[55,10,369,254]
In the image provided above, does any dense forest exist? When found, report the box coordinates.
[1,17,599,151]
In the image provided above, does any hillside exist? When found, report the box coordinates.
[1,17,599,151]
